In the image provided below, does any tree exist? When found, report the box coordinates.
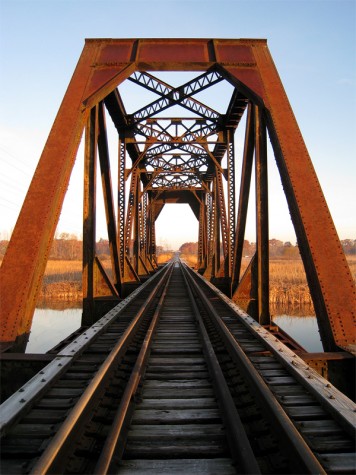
[179,242,198,254]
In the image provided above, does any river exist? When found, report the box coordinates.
[25,304,323,354]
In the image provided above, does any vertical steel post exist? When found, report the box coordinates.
[150,205,157,266]
[133,176,140,275]
[213,177,220,276]
[142,191,147,257]
[118,138,126,281]
[255,105,270,325]
[198,198,207,271]
[232,103,255,293]
[146,195,154,264]
[216,169,228,277]
[124,169,137,266]
[227,130,235,281]
[83,106,98,323]
[203,184,215,278]
[207,189,212,266]
[97,102,120,290]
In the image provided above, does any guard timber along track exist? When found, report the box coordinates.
[1,259,355,474]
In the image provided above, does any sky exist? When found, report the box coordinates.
[0,0,355,250]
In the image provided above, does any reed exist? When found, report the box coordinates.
[39,260,82,301]
[33,255,356,306]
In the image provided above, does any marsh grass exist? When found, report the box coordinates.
[40,260,82,300]
[33,255,356,307]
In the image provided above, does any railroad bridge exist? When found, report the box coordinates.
[0,39,355,474]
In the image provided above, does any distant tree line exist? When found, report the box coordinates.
[0,233,111,261]
[0,236,355,260]
[179,239,356,259]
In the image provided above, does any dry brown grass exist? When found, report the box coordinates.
[180,253,198,267]
[269,259,308,285]
[44,260,82,275]
[157,252,174,264]
[40,260,82,301]
[4,254,355,304]
[42,260,82,286]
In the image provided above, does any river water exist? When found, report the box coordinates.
[25,304,323,354]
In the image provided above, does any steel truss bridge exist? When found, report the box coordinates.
[0,39,355,474]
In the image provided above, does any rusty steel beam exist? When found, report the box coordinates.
[0,42,98,346]
[118,139,126,281]
[247,44,354,353]
[254,106,270,325]
[227,131,235,280]
[82,106,98,322]
[231,103,255,294]
[97,102,121,289]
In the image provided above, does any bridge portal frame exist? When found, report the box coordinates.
[0,38,354,355]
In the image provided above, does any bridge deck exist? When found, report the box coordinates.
[0,260,355,474]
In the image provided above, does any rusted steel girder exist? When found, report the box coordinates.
[0,39,354,357]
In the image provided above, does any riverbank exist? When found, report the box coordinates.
[36,255,355,310]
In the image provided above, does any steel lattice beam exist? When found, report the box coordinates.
[129,70,223,123]
[129,72,221,121]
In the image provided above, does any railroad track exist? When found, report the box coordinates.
[0,259,355,474]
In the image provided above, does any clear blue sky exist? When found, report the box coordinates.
[0,0,355,249]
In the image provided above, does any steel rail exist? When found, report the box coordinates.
[188,263,356,436]
[0,262,168,437]
[182,261,326,475]
[93,262,175,474]
[180,262,261,474]
[29,261,174,475]
[0,263,168,437]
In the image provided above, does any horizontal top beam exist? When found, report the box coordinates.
[84,38,266,75]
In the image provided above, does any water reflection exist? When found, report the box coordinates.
[272,315,323,352]
[26,303,323,354]
[26,308,82,353]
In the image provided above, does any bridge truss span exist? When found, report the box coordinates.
[0,39,354,384]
